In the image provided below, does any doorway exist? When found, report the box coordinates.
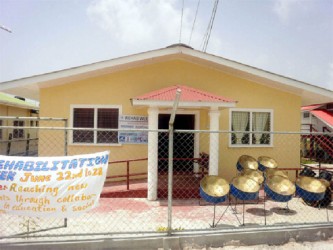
[158,114,195,173]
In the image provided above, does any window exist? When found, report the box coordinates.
[13,120,24,139]
[303,112,310,118]
[230,109,272,146]
[72,106,120,144]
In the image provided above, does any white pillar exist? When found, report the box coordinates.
[209,108,220,176]
[147,107,159,200]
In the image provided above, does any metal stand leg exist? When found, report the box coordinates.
[264,191,267,226]
[242,200,245,226]
[278,202,292,214]
[209,196,243,228]
[231,198,240,214]
[210,204,217,228]
[214,204,230,226]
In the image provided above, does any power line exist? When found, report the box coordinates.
[0,24,12,33]
[189,0,200,45]
[201,0,219,52]
[179,0,185,43]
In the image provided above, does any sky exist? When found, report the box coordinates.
[0,0,333,92]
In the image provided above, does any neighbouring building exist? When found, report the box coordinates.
[0,92,39,155]
[301,102,333,162]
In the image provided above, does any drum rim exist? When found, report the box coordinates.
[295,176,326,194]
[200,175,230,198]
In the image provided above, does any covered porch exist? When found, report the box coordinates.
[131,85,237,200]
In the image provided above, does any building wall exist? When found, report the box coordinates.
[39,59,302,181]
[0,105,37,155]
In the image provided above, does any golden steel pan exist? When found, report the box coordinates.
[264,175,295,202]
[237,155,258,172]
[230,175,260,200]
[296,176,326,201]
[265,169,289,179]
[200,175,230,204]
[319,179,331,188]
[258,156,278,171]
[242,169,264,185]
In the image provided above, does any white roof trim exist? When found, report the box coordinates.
[0,100,38,110]
[131,99,236,109]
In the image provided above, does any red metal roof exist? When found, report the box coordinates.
[301,104,323,111]
[133,85,236,103]
[310,109,333,127]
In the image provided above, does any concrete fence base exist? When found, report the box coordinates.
[1,224,332,250]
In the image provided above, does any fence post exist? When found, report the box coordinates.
[25,133,30,156]
[6,133,12,156]
[167,89,181,236]
[64,119,68,157]
[127,161,130,190]
[64,119,68,228]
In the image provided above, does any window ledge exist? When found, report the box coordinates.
[69,143,123,147]
[229,144,273,148]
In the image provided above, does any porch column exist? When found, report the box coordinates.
[147,107,159,200]
[209,108,220,176]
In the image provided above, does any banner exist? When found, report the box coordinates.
[0,151,109,218]
[118,115,148,144]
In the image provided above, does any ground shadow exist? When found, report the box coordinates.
[270,207,297,216]
[246,207,273,217]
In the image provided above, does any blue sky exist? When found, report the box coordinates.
[1,0,332,91]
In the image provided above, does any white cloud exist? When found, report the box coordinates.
[87,0,188,51]
[86,0,221,53]
[273,0,299,23]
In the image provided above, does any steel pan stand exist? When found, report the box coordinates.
[241,200,246,226]
[210,204,218,228]
[264,192,267,225]
[210,195,242,228]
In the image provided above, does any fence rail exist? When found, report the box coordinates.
[0,118,332,242]
[106,158,148,190]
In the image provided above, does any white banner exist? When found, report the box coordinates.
[0,151,109,218]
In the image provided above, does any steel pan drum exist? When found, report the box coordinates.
[258,156,278,172]
[200,176,230,204]
[242,169,264,185]
[319,179,331,188]
[265,169,289,179]
[318,171,332,182]
[299,167,316,177]
[230,175,260,200]
[237,155,258,172]
[296,176,326,201]
[264,175,295,202]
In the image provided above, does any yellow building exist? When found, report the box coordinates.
[0,44,332,200]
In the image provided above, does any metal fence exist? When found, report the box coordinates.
[0,118,332,242]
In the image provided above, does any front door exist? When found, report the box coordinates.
[158,114,195,173]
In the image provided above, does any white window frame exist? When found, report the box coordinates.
[70,104,122,146]
[229,108,274,147]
